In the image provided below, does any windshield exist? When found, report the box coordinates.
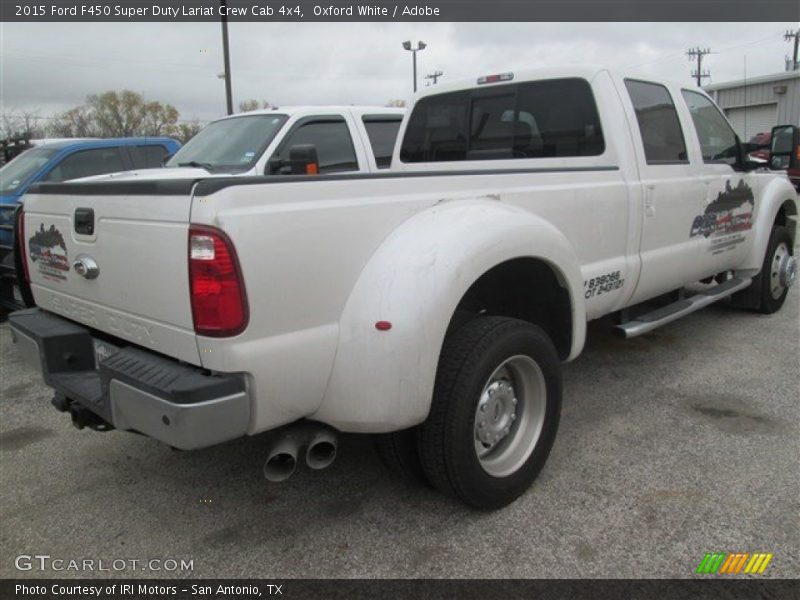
[166,114,288,172]
[0,147,59,194]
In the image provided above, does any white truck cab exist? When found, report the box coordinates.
[89,105,405,181]
[9,66,797,509]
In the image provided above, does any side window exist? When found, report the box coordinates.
[44,148,126,182]
[681,90,739,165]
[399,78,604,163]
[515,78,604,158]
[362,118,402,168]
[400,90,470,162]
[625,80,688,164]
[128,144,170,169]
[275,120,358,174]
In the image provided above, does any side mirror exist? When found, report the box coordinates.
[161,153,174,167]
[288,144,319,175]
[769,124,800,171]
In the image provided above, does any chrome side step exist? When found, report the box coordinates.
[615,277,752,339]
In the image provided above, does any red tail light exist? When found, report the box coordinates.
[188,225,248,337]
[17,208,30,284]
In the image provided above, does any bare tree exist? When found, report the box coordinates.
[175,120,205,144]
[385,99,407,108]
[238,99,272,113]
[1,109,46,140]
[49,90,181,138]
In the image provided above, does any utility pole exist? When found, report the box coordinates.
[425,71,444,85]
[220,0,233,115]
[687,47,712,87]
[785,29,800,70]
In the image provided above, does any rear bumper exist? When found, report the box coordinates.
[8,308,250,450]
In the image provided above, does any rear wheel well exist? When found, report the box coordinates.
[447,258,572,360]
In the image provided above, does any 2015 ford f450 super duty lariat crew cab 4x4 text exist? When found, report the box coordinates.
[9,66,798,509]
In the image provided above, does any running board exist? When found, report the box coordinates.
[615,277,752,339]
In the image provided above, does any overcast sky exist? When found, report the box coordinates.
[1,22,797,124]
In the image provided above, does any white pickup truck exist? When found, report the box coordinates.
[9,66,797,509]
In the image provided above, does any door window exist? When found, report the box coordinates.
[362,118,402,168]
[44,148,126,181]
[274,120,358,173]
[129,144,171,169]
[681,90,739,165]
[625,80,688,164]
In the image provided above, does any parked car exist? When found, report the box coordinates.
[8,67,797,509]
[0,137,181,310]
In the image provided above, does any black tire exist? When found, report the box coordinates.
[418,317,562,510]
[759,226,794,314]
[374,427,428,484]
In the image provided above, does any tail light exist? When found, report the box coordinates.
[17,208,30,284]
[188,225,248,337]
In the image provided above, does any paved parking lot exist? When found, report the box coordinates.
[1,289,798,579]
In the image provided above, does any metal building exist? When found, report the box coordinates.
[704,69,800,142]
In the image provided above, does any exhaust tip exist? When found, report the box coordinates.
[264,452,297,482]
[306,440,337,470]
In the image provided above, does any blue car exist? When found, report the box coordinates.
[0,137,181,310]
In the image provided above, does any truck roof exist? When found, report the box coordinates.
[213,106,406,122]
[28,137,181,151]
[414,64,706,99]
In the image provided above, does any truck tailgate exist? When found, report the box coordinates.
[21,185,200,365]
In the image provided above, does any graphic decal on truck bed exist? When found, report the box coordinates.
[690,180,754,239]
[29,224,69,281]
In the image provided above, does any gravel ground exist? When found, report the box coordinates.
[0,287,797,579]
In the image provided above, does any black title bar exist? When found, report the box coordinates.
[2,0,799,22]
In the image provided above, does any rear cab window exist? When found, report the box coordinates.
[400,77,604,163]
[624,79,688,164]
[362,116,402,169]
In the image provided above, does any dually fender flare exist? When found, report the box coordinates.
[743,177,798,273]
[312,198,586,432]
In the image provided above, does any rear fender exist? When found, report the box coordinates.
[313,198,585,432]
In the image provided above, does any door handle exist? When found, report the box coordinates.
[645,186,656,217]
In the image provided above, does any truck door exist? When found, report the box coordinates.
[680,90,757,274]
[621,78,709,303]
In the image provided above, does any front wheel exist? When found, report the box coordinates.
[758,226,796,314]
[418,317,562,510]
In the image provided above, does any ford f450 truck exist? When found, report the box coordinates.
[9,66,797,509]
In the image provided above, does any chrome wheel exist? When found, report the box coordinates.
[473,355,546,478]
[770,242,796,300]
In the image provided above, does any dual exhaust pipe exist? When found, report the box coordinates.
[264,422,338,482]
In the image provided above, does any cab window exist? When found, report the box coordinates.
[625,79,688,164]
[272,119,358,174]
[44,147,126,182]
[128,144,171,169]
[400,78,604,163]
[681,90,739,165]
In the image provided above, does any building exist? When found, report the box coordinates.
[704,69,800,142]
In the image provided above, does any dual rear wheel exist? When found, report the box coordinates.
[376,316,561,510]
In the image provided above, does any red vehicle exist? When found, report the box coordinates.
[770,125,800,191]
[748,131,771,162]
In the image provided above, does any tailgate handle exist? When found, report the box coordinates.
[74,208,94,235]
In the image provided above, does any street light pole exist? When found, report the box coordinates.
[220,0,233,115]
[402,41,427,93]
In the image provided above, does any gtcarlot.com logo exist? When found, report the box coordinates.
[696,552,773,575]
[15,554,194,572]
